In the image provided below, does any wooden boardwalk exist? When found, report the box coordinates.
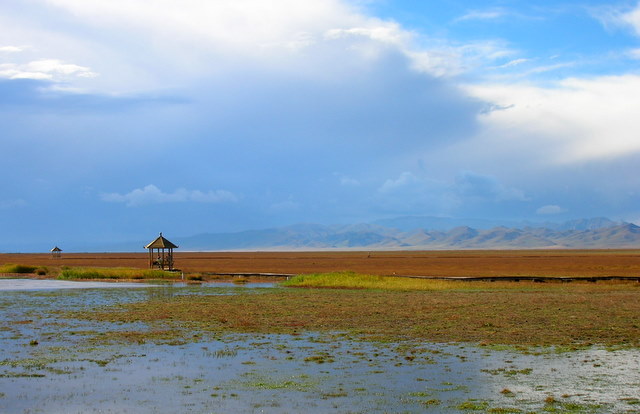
[204,272,640,283]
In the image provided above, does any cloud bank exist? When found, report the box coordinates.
[101,185,238,207]
[1,0,640,248]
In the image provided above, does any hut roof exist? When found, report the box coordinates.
[145,233,178,249]
[51,246,62,252]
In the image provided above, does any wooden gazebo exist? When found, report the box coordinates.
[50,246,62,258]
[145,233,178,270]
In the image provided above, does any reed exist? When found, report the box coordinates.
[57,267,174,280]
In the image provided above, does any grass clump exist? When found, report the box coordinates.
[57,267,175,280]
[458,399,489,410]
[0,264,38,274]
[283,271,470,291]
[281,271,579,291]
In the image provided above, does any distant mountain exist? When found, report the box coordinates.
[372,216,520,231]
[373,215,622,232]
[175,218,640,251]
[532,217,622,231]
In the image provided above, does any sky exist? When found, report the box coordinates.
[2,0,640,250]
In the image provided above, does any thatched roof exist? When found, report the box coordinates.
[145,233,178,249]
[51,246,62,252]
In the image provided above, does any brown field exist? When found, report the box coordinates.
[2,249,640,277]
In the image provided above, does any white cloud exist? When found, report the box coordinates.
[466,74,640,163]
[325,23,410,46]
[16,0,514,87]
[0,45,24,53]
[612,3,640,36]
[626,48,640,59]
[0,59,97,81]
[495,58,530,69]
[101,184,238,207]
[536,205,567,215]
[43,0,361,57]
[378,171,421,193]
[456,8,507,22]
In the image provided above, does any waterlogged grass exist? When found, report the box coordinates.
[282,271,635,291]
[57,267,175,280]
[80,284,640,347]
[283,271,474,290]
[542,401,603,413]
[3,283,639,413]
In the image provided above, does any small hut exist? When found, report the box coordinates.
[50,246,62,258]
[145,233,178,270]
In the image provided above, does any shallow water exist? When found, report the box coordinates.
[1,285,638,413]
[0,279,157,291]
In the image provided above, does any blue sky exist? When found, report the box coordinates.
[2,0,640,250]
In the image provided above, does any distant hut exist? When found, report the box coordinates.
[50,246,62,258]
[145,233,178,270]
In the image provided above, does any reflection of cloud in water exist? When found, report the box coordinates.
[0,285,637,413]
[0,279,155,290]
[483,347,640,412]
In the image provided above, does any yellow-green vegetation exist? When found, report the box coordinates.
[0,264,48,275]
[283,271,468,290]
[57,267,175,280]
[282,271,627,291]
[81,282,640,347]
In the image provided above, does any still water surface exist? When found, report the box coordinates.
[0,281,638,413]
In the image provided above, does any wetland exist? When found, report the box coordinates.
[1,276,639,413]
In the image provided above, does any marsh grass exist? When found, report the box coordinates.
[80,283,640,347]
[283,271,473,290]
[281,271,630,291]
[57,267,175,280]
[0,264,40,274]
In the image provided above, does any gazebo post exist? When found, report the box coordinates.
[50,246,62,259]
[144,233,178,271]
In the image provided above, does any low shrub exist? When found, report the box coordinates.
[0,264,38,274]
[35,267,48,276]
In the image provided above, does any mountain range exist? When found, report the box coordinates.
[174,217,640,251]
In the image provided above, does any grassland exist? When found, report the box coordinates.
[282,271,569,290]
[2,249,640,279]
[3,250,639,347]
[81,276,640,348]
[56,267,175,280]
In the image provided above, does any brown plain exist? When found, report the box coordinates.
[2,249,640,277]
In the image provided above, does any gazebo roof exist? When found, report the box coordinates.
[145,233,178,249]
[51,246,62,252]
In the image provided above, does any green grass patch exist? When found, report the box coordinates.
[283,271,488,291]
[0,264,39,274]
[457,399,489,410]
[543,401,603,413]
[57,267,175,280]
[281,271,602,291]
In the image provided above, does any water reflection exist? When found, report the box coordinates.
[0,284,637,413]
